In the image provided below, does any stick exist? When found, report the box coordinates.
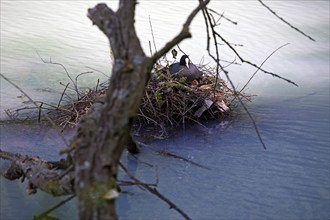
[149,15,158,55]
[215,31,298,87]
[58,82,70,107]
[151,0,210,63]
[157,150,211,170]
[202,8,267,150]
[119,162,191,220]
[0,73,69,147]
[38,102,43,123]
[36,51,81,99]
[207,8,238,25]
[240,43,290,92]
[34,195,75,218]
[258,0,315,41]
[85,66,109,78]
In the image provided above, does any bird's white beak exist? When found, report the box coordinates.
[185,58,189,69]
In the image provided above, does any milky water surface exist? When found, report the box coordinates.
[0,1,329,219]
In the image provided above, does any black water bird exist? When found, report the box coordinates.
[169,55,203,83]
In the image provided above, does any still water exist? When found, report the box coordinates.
[1,1,329,219]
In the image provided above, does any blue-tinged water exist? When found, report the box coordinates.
[115,86,329,219]
[1,1,329,219]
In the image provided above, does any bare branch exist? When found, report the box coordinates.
[258,0,315,41]
[85,66,109,78]
[149,15,158,55]
[151,0,210,63]
[0,149,74,196]
[207,8,238,25]
[0,73,69,146]
[157,150,211,170]
[58,82,70,107]
[240,43,290,92]
[214,32,298,87]
[34,195,75,219]
[202,8,267,150]
[119,162,191,220]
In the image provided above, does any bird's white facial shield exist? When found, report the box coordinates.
[185,57,190,69]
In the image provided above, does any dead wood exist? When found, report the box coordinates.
[0,149,74,196]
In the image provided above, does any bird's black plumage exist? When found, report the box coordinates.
[169,55,203,83]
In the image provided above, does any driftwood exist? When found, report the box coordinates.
[0,149,74,196]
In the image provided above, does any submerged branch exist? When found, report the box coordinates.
[34,195,76,219]
[157,150,211,170]
[119,162,191,220]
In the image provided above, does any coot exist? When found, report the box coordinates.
[169,55,203,83]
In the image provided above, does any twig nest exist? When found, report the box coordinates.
[137,64,234,130]
[43,63,242,132]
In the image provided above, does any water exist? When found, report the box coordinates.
[1,1,329,219]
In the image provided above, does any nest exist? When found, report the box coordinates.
[137,65,233,131]
[5,63,240,134]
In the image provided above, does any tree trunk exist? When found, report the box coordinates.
[0,1,209,218]
[74,0,209,219]
[74,2,153,219]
